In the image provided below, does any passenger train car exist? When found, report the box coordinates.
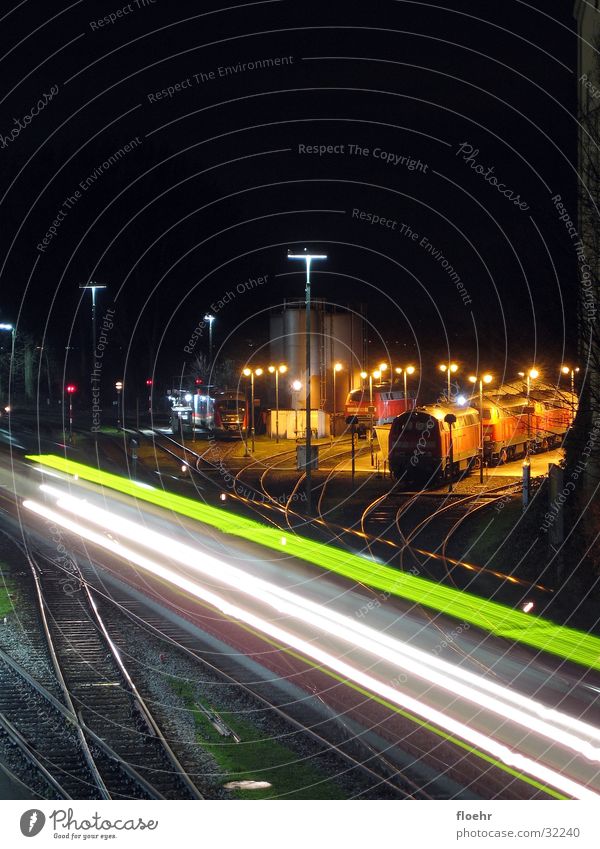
[344,384,415,425]
[382,381,576,481]
[169,390,247,436]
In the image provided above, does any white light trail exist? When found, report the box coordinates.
[39,484,600,753]
[23,492,600,800]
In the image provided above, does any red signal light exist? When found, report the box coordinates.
[66,384,76,394]
[194,378,203,385]
[146,378,153,386]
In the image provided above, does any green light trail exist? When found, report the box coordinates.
[27,454,600,672]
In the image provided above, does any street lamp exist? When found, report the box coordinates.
[291,379,302,438]
[242,367,263,452]
[204,314,215,374]
[115,380,123,429]
[65,383,76,442]
[369,370,381,464]
[79,284,106,366]
[378,362,390,388]
[519,368,539,453]
[469,373,493,483]
[268,364,287,443]
[0,323,15,347]
[561,365,579,424]
[439,362,458,401]
[146,378,153,415]
[403,365,416,412]
[288,250,327,516]
[332,362,343,437]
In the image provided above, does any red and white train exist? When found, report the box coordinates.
[381,382,576,481]
[344,384,416,425]
[169,390,248,436]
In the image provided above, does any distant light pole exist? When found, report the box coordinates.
[519,368,539,453]
[444,412,457,492]
[288,250,327,515]
[403,365,416,411]
[0,323,15,349]
[115,380,123,429]
[268,364,287,442]
[79,282,106,366]
[146,378,153,415]
[204,314,215,373]
[561,365,579,424]
[370,369,381,465]
[378,362,390,388]
[66,384,76,442]
[242,367,263,452]
[439,362,458,401]
[332,362,342,437]
[292,379,302,438]
[469,373,493,483]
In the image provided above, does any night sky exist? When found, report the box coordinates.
[0,0,579,402]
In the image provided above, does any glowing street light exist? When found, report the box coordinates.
[268,364,288,443]
[561,365,579,424]
[291,379,302,438]
[469,373,493,483]
[402,365,416,412]
[242,367,263,452]
[518,368,540,453]
[439,362,459,400]
[332,362,343,436]
[115,380,123,429]
[288,250,327,515]
[204,314,215,373]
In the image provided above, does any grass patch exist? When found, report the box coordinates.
[170,679,346,800]
[0,572,17,618]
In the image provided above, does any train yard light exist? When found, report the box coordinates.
[439,362,459,400]
[242,367,264,453]
[288,250,328,516]
[561,365,579,424]
[469,373,494,483]
[332,363,343,438]
[268,364,288,443]
[400,365,416,413]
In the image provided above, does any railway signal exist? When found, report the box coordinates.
[332,362,343,437]
[65,384,76,442]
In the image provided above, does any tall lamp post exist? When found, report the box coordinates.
[115,380,123,429]
[204,314,215,374]
[370,369,381,465]
[378,362,390,388]
[403,365,416,411]
[242,367,262,453]
[0,324,15,405]
[469,372,493,483]
[519,368,539,453]
[79,284,106,368]
[439,362,458,401]
[291,379,302,438]
[332,362,342,437]
[268,364,287,442]
[561,365,579,424]
[288,250,327,515]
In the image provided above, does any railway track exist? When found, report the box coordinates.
[26,549,203,799]
[79,565,431,800]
